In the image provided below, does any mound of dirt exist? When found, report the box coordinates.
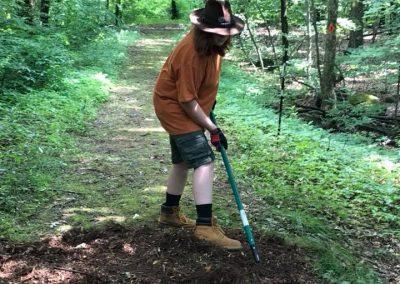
[1,223,318,283]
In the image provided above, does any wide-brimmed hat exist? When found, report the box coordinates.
[190,0,245,36]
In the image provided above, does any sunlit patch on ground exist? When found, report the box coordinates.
[95,215,126,223]
[118,126,165,133]
[142,185,167,194]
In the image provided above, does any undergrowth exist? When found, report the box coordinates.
[0,29,139,241]
[217,64,399,283]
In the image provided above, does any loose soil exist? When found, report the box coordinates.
[1,222,317,283]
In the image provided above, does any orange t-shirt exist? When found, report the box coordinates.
[153,31,222,135]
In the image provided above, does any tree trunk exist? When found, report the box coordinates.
[320,0,339,109]
[239,36,256,68]
[255,2,278,63]
[395,64,400,118]
[105,0,110,24]
[171,0,179,20]
[40,0,50,25]
[281,0,289,64]
[278,0,289,136]
[349,0,364,48]
[388,1,395,35]
[115,0,122,27]
[20,0,35,25]
[310,0,322,78]
[244,15,264,70]
[372,18,380,43]
[305,0,314,77]
[310,0,323,107]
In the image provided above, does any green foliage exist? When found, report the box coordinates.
[0,0,140,240]
[364,0,400,32]
[0,28,71,92]
[217,63,399,282]
[124,0,173,23]
[0,74,109,214]
[0,0,126,94]
[338,34,400,71]
[51,0,111,48]
[0,0,18,21]
[123,0,202,24]
[0,29,139,240]
[324,100,384,131]
[73,29,140,76]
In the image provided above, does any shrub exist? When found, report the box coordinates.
[0,28,71,93]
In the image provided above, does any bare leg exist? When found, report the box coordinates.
[192,162,214,205]
[159,162,195,228]
[191,162,241,250]
[166,162,189,196]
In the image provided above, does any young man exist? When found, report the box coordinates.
[153,0,244,250]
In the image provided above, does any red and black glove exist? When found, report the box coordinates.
[210,128,228,152]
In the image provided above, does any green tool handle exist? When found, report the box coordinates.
[210,112,261,263]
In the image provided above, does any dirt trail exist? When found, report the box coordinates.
[0,27,319,283]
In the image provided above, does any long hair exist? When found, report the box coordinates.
[193,26,231,57]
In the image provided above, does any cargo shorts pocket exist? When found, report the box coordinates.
[170,130,215,169]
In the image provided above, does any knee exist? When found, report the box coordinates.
[174,162,189,174]
[194,162,214,172]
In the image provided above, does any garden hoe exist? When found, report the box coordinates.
[210,112,261,263]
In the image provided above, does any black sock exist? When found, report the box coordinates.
[163,192,181,207]
[196,204,212,226]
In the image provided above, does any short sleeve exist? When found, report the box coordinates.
[175,52,205,103]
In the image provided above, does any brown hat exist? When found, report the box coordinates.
[190,0,245,36]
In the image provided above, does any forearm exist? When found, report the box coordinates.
[180,100,217,132]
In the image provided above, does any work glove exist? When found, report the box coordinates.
[210,128,228,152]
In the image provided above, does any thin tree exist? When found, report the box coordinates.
[40,0,50,25]
[395,64,400,118]
[349,0,364,48]
[310,0,322,91]
[278,0,289,136]
[115,0,123,27]
[281,0,289,64]
[105,0,110,24]
[371,18,380,43]
[238,36,256,68]
[244,14,264,70]
[171,0,179,20]
[388,0,396,35]
[255,1,278,64]
[305,0,313,77]
[19,0,35,25]
[320,0,339,108]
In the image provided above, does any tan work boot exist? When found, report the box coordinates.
[194,217,242,250]
[158,205,196,229]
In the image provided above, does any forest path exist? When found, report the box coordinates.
[55,27,184,225]
[0,27,319,283]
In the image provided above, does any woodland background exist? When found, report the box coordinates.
[1,0,399,283]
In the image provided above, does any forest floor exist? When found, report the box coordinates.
[0,27,320,283]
